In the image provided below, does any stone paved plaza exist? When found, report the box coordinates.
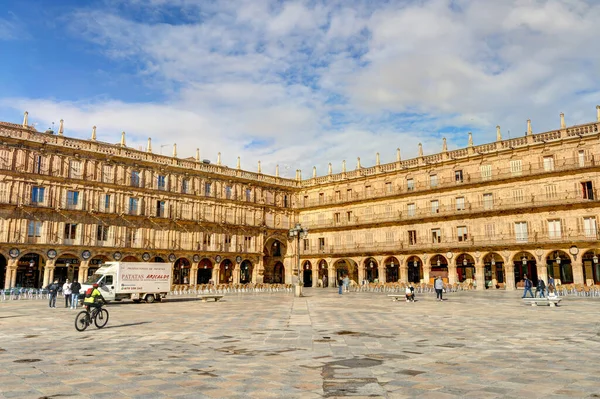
[1,289,599,399]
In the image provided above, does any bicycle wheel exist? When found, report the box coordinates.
[75,311,90,332]
[94,308,109,328]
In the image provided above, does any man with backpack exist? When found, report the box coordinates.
[70,279,81,309]
[522,274,534,298]
[83,283,105,311]
[46,280,59,308]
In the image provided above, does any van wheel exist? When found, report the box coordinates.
[145,294,155,303]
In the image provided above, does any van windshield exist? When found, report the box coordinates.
[85,274,104,285]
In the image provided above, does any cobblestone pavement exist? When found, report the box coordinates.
[1,289,599,399]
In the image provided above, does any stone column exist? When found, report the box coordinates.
[254,258,263,283]
[233,264,240,284]
[78,260,89,283]
[312,267,318,287]
[378,265,385,283]
[399,263,408,283]
[212,266,219,284]
[572,258,584,285]
[475,260,485,291]
[358,265,365,285]
[5,259,17,289]
[505,263,516,291]
[191,262,199,285]
[328,266,335,287]
[422,264,430,284]
[448,264,457,285]
[537,261,548,284]
[10,263,18,288]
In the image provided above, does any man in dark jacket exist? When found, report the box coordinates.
[536,279,546,298]
[70,280,81,309]
[521,275,534,298]
[46,280,59,308]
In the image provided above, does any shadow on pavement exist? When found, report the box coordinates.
[104,321,152,329]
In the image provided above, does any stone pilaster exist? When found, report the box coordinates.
[505,263,516,291]
[378,265,385,283]
[77,260,89,283]
[475,261,485,291]
[399,264,408,283]
[448,265,457,285]
[191,262,199,285]
[5,259,17,289]
[572,258,584,285]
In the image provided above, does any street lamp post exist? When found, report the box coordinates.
[288,223,308,297]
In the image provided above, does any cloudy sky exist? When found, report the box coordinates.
[0,0,599,177]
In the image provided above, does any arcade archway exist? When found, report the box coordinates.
[407,256,423,283]
[513,251,537,284]
[302,261,312,287]
[197,258,213,284]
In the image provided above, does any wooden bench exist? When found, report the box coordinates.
[522,297,561,307]
[197,295,224,302]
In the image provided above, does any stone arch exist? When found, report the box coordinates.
[122,255,139,262]
[54,253,80,284]
[545,250,573,284]
[174,257,191,284]
[240,259,253,284]
[582,249,600,285]
[317,259,329,285]
[334,259,358,285]
[430,254,448,282]
[16,252,45,288]
[302,260,312,287]
[197,258,214,284]
[363,257,379,283]
[406,255,423,283]
[384,256,400,282]
[151,255,166,262]
[513,251,537,285]
[219,259,234,283]
[264,234,288,258]
[456,253,476,283]
[272,261,285,283]
[483,252,506,289]
[0,253,6,289]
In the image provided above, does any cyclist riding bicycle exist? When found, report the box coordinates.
[83,283,105,310]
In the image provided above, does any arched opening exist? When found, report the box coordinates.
[271,240,283,257]
[273,261,284,283]
[385,257,399,282]
[364,257,378,283]
[483,252,505,289]
[240,260,253,284]
[151,256,166,263]
[407,256,423,283]
[317,259,328,287]
[122,255,139,262]
[334,259,358,285]
[0,254,7,288]
[582,250,600,285]
[55,254,79,284]
[16,253,43,288]
[197,258,213,284]
[219,259,234,283]
[430,254,448,283]
[514,252,537,285]
[546,250,572,284]
[456,253,476,283]
[174,258,191,284]
[302,261,312,287]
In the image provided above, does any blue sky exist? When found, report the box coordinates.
[1,0,599,176]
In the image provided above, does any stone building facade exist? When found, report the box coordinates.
[2,107,600,291]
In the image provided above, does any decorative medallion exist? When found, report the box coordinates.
[113,251,122,261]
[168,253,176,263]
[236,255,242,264]
[569,246,579,255]
[192,254,200,263]
[142,252,151,261]
[445,252,453,259]
[215,255,222,263]
[8,248,20,259]
[82,250,92,260]
[47,249,57,259]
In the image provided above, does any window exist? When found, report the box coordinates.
[27,220,42,238]
[364,233,373,245]
[128,197,139,215]
[514,221,528,242]
[365,186,372,197]
[385,182,392,193]
[126,228,137,247]
[303,238,310,251]
[513,189,524,203]
[545,184,557,199]
[64,223,77,240]
[431,228,442,243]
[203,233,212,246]
[581,181,594,200]
[102,165,113,183]
[225,234,232,245]
[319,237,325,251]
[225,186,232,199]
[510,160,522,176]
[579,150,586,167]
[583,217,597,238]
[303,195,308,206]
[102,194,111,212]
[431,200,439,214]
[182,179,190,194]
[364,207,372,218]
[69,160,82,179]
[283,195,288,208]
[244,236,252,251]
[457,226,468,242]
[385,205,392,217]
[33,155,44,174]
[407,203,416,217]
[0,149,10,169]
[97,225,109,242]
[156,201,166,217]
[347,188,352,199]
[484,223,495,238]
[480,165,492,181]
[204,182,211,196]
[346,211,352,221]
[408,230,417,245]
[430,174,438,188]
[31,186,45,205]
[246,188,252,201]
[131,170,141,187]
[548,219,562,239]
[335,190,341,200]
[543,156,555,172]
[456,197,465,211]
[319,193,324,204]
[67,190,79,208]
[483,193,493,210]
[386,231,394,243]
[346,234,353,245]
[334,213,340,223]
[455,170,463,183]
[407,178,414,191]
[157,175,167,191]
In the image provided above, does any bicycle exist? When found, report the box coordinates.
[74,304,109,332]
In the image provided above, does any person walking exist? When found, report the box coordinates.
[62,279,72,308]
[70,279,81,309]
[434,276,444,301]
[547,275,555,297]
[522,274,534,298]
[338,277,343,295]
[46,280,59,308]
[322,275,328,288]
[535,278,546,298]
[343,276,350,293]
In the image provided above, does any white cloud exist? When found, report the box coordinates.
[2,0,600,177]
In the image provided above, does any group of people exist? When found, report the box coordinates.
[45,279,82,309]
[337,276,350,294]
[521,274,558,298]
